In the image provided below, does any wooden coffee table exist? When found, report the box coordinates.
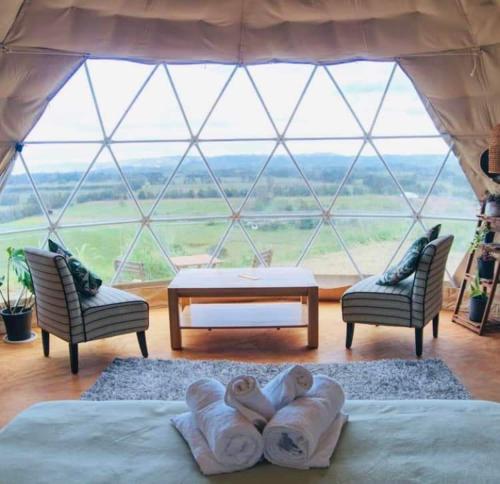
[167,267,319,350]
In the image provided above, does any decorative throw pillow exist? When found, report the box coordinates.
[48,239,102,297]
[377,236,429,286]
[425,224,441,242]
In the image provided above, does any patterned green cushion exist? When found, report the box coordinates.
[48,239,102,297]
[377,236,429,286]
[425,224,441,241]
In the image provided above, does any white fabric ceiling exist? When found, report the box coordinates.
[1,0,500,195]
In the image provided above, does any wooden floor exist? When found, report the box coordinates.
[2,302,500,428]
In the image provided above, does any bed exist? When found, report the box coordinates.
[1,399,499,483]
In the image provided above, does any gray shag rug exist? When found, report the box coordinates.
[81,358,470,401]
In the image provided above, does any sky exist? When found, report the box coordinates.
[19,59,447,174]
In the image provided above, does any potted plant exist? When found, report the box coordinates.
[477,247,495,280]
[485,193,500,217]
[469,274,488,323]
[0,247,35,342]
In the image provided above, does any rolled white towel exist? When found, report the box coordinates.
[224,375,275,429]
[263,375,347,469]
[172,412,257,475]
[185,378,264,469]
[263,365,313,410]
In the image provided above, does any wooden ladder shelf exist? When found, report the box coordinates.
[452,201,500,335]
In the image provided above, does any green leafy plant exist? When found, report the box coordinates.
[470,225,490,253]
[0,247,34,314]
[469,273,487,299]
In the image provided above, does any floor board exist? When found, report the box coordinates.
[1,303,500,427]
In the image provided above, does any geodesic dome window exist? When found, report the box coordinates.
[0,60,478,288]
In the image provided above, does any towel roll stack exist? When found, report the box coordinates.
[263,375,346,469]
[186,378,264,468]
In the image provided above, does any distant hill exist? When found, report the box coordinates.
[9,153,445,185]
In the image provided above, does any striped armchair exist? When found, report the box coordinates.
[25,248,149,374]
[341,235,454,357]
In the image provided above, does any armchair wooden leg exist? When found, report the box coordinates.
[433,314,439,338]
[42,330,49,357]
[69,343,78,374]
[415,328,423,357]
[346,323,355,349]
[137,331,148,358]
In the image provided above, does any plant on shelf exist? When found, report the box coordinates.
[469,225,491,253]
[0,247,35,342]
[485,192,500,217]
[477,247,496,280]
[469,273,488,323]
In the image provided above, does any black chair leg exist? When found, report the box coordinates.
[433,314,439,338]
[137,331,148,358]
[415,328,423,357]
[346,323,355,349]
[42,330,50,357]
[69,343,78,374]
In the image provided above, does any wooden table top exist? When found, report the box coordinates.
[169,267,317,290]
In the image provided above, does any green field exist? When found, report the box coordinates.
[0,195,476,287]
[0,151,479,288]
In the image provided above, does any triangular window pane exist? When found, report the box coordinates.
[200,141,275,212]
[334,217,414,276]
[242,144,321,215]
[286,67,363,138]
[168,64,234,134]
[386,222,426,270]
[328,62,394,131]
[287,140,363,208]
[420,219,477,276]
[373,138,449,211]
[333,144,412,215]
[300,222,359,279]
[200,68,276,139]
[115,227,174,283]
[87,59,154,136]
[245,217,320,267]
[0,158,47,232]
[152,147,231,218]
[151,220,229,269]
[27,66,102,141]
[372,66,439,136]
[248,64,313,133]
[60,149,141,224]
[22,143,102,222]
[0,230,48,294]
[113,67,190,140]
[111,142,189,213]
[215,223,258,268]
[421,153,479,218]
[55,224,138,283]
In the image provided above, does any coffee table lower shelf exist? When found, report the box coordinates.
[179,302,308,329]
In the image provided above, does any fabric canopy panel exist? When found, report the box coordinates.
[1,0,500,195]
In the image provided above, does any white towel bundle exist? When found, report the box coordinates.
[223,365,312,427]
[171,378,264,475]
[263,365,314,411]
[224,375,275,429]
[172,367,347,475]
[263,375,347,469]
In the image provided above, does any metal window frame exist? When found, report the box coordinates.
[3,59,479,287]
